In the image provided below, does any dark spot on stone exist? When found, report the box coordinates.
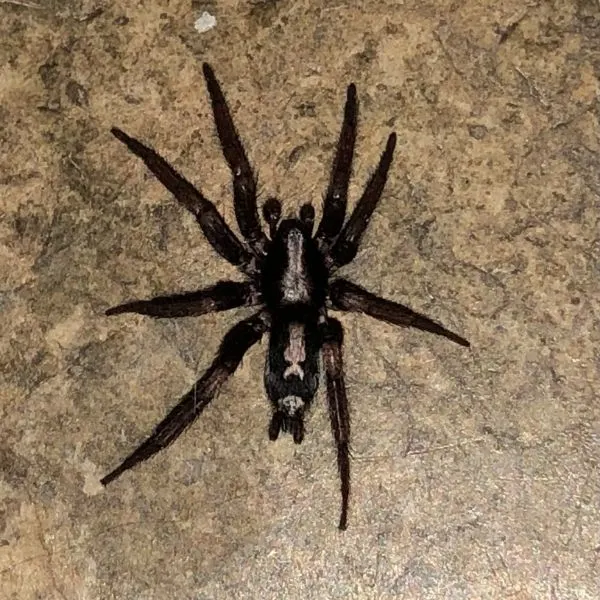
[295,102,316,117]
[66,80,89,107]
[38,480,57,504]
[79,7,104,22]
[249,0,280,28]
[419,83,438,105]
[468,124,488,140]
[38,59,59,89]
[0,446,30,486]
[288,145,304,165]
[354,46,377,66]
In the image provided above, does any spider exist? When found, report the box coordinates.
[101,63,470,530]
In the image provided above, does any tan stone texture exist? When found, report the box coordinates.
[1,1,599,598]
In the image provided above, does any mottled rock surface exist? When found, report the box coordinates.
[1,1,599,598]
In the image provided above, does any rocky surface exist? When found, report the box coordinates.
[1,1,598,598]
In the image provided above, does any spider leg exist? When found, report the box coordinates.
[321,317,351,531]
[202,63,269,256]
[101,310,268,486]
[106,280,260,318]
[111,128,256,275]
[328,133,397,269]
[329,278,470,347]
[315,84,358,249]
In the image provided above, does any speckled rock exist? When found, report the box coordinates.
[1,1,598,599]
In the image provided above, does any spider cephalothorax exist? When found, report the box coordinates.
[101,63,470,530]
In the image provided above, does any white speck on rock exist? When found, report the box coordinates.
[194,11,216,33]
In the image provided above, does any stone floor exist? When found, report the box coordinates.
[1,1,599,598]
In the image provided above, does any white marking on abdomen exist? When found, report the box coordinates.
[282,228,310,303]
[278,395,305,415]
[283,322,305,380]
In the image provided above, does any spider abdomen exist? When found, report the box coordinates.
[264,315,321,444]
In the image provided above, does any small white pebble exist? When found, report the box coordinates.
[194,11,216,33]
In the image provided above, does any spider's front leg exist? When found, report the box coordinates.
[314,83,358,250]
[328,133,397,269]
[101,310,268,485]
[202,63,269,256]
[106,280,260,318]
[321,317,351,531]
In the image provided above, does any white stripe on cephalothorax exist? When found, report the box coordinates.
[282,228,310,303]
[283,322,305,380]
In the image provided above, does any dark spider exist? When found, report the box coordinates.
[101,63,470,530]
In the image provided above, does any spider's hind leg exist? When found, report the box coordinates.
[101,310,268,486]
[321,317,351,531]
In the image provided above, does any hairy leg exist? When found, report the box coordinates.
[106,280,260,318]
[111,128,255,274]
[202,63,268,255]
[321,317,351,530]
[315,84,358,249]
[101,311,268,485]
[329,278,470,347]
[328,133,397,269]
